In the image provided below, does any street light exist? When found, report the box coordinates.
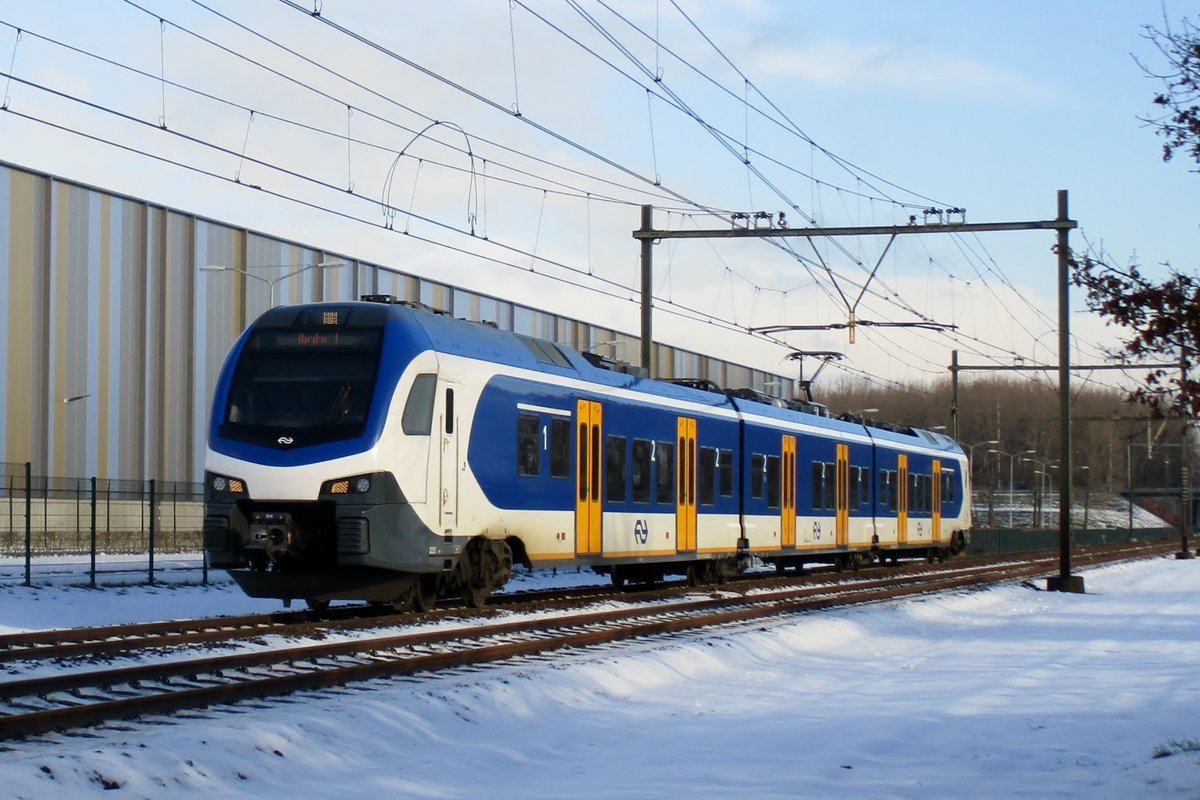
[989,448,1036,528]
[199,260,345,306]
[1026,457,1061,529]
[963,438,1000,477]
[1069,464,1091,530]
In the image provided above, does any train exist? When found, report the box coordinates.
[203,296,971,611]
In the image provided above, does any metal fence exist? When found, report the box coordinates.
[967,526,1174,556]
[0,462,206,586]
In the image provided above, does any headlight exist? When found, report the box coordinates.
[208,472,247,495]
[323,474,373,495]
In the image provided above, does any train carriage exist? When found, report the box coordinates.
[203,298,970,610]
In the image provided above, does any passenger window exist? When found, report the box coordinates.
[656,441,674,504]
[632,439,652,503]
[719,449,733,497]
[401,374,437,435]
[751,454,765,499]
[517,414,540,476]
[606,436,627,503]
[811,463,823,510]
[445,389,454,434]
[822,463,836,510]
[766,455,781,508]
[549,419,570,478]
[699,447,716,506]
[941,470,956,504]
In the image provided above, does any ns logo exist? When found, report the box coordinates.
[634,519,649,545]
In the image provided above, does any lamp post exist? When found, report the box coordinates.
[989,448,1036,528]
[199,260,345,307]
[964,439,1000,483]
[1026,457,1059,528]
[1075,465,1091,530]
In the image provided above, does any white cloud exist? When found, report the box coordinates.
[747,38,1055,101]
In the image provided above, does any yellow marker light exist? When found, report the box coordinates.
[330,480,350,494]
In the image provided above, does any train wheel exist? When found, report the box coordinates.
[774,560,786,574]
[611,567,627,588]
[456,538,513,608]
[411,575,439,612]
[686,563,702,586]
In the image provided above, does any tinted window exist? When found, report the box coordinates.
[550,419,570,478]
[752,454,765,499]
[822,463,836,510]
[632,439,652,503]
[223,325,384,449]
[719,449,733,497]
[656,441,674,504]
[517,414,540,476]
[766,455,781,508]
[606,436,627,502]
[699,447,717,506]
[812,462,824,510]
[402,374,437,435]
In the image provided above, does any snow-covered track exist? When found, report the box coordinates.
[0,540,1172,741]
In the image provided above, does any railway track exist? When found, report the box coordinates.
[0,564,895,665]
[0,541,1173,741]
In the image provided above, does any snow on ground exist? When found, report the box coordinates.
[1,558,1198,799]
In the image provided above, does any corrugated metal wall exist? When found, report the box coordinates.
[0,160,793,484]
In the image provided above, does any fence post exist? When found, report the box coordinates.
[89,476,97,588]
[148,478,156,585]
[23,461,31,587]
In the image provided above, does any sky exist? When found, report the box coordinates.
[0,555,1197,797]
[0,1,1195,396]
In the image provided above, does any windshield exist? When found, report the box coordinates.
[220,326,383,449]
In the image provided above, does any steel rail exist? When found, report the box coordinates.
[0,542,1171,740]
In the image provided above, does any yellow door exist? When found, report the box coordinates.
[575,400,602,555]
[676,417,697,552]
[897,454,909,545]
[932,459,942,545]
[782,435,796,547]
[836,443,849,546]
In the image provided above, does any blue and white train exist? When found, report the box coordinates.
[203,297,971,610]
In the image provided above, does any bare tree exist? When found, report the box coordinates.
[1070,14,1200,417]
